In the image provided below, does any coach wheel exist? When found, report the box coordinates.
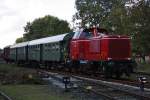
[115,71,121,79]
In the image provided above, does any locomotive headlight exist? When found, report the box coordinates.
[107,57,112,60]
[127,58,131,60]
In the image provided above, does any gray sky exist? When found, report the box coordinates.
[0,0,76,48]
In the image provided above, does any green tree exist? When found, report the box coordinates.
[24,15,72,41]
[130,0,150,58]
[73,0,131,31]
[103,0,132,34]
[73,0,113,28]
[16,37,24,43]
[16,15,72,42]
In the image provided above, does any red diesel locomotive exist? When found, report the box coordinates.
[70,28,133,78]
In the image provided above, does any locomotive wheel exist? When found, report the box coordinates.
[103,66,112,78]
[115,71,121,79]
[92,62,99,74]
[115,69,123,79]
[125,66,133,77]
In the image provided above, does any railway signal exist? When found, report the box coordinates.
[138,76,147,92]
[62,76,70,92]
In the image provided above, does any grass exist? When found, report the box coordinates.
[0,64,74,100]
[0,85,73,100]
[127,63,150,81]
[0,63,42,84]
[0,63,35,75]
[137,63,150,73]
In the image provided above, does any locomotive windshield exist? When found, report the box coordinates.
[73,31,93,39]
[79,32,93,38]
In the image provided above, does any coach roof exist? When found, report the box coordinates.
[28,33,68,46]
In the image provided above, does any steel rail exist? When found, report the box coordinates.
[0,91,12,100]
[79,85,117,100]
[73,75,150,100]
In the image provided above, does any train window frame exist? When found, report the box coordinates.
[55,43,59,50]
[52,43,54,49]
[54,43,56,49]
[49,44,51,47]
[49,44,52,50]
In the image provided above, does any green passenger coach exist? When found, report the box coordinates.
[27,33,74,64]
[9,42,28,62]
[9,46,17,62]
[8,32,75,67]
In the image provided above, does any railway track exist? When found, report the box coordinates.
[73,75,150,100]
[78,82,141,100]
[40,70,150,100]
[41,68,150,89]
[0,91,12,100]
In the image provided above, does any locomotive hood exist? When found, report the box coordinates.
[73,27,130,40]
[72,28,109,39]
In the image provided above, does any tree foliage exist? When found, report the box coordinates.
[73,0,113,28]
[16,15,72,42]
[130,0,150,56]
[104,0,131,34]
[15,37,24,43]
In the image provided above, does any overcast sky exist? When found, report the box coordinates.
[0,0,76,48]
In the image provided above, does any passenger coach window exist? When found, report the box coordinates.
[53,44,55,49]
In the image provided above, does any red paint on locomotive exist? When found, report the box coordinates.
[70,28,131,62]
